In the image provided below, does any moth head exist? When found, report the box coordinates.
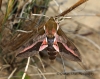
[44,17,59,37]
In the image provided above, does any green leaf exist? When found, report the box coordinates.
[16,71,30,79]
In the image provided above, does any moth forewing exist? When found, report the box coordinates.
[57,28,81,61]
[16,28,46,58]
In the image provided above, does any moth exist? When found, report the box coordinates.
[16,0,88,61]
[16,17,81,61]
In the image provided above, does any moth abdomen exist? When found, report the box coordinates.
[48,51,57,60]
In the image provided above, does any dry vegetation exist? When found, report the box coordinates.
[0,0,100,79]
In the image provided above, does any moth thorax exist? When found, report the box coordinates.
[47,34,54,38]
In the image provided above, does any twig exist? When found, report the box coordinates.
[56,57,77,70]
[30,58,43,78]
[50,0,67,6]
[29,65,46,79]
[19,0,32,20]
[0,64,10,72]
[22,57,30,79]
[36,66,47,79]
[8,68,17,79]
[3,56,9,64]
[63,30,100,51]
[36,54,46,72]
[27,68,99,76]
[53,0,62,13]
[59,52,67,79]
[29,72,57,76]
[16,30,32,33]
[66,14,100,17]
[42,59,60,72]
[75,34,100,51]
[57,0,88,16]
[0,68,100,78]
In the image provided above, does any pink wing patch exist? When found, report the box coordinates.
[53,38,59,52]
[20,43,37,53]
[53,45,59,52]
[39,38,48,51]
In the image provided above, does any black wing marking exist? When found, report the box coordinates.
[57,28,81,61]
[58,42,81,61]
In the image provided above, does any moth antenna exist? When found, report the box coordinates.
[53,0,72,23]
[32,14,50,18]
[52,0,65,23]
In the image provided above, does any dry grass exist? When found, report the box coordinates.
[0,0,100,79]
